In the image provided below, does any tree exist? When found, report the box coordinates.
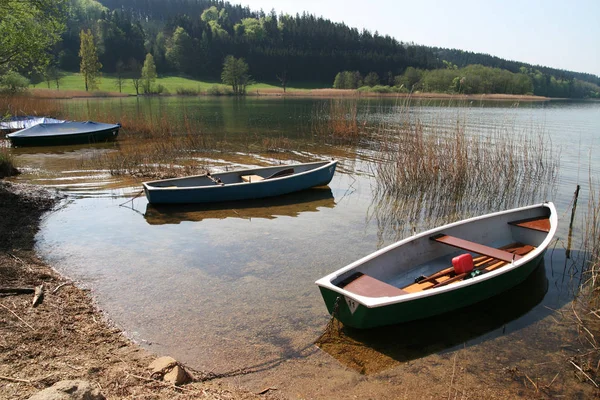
[165,27,193,74]
[0,71,29,93]
[44,65,65,90]
[141,53,157,94]
[221,55,251,95]
[0,0,67,71]
[277,69,288,93]
[115,60,125,93]
[127,58,142,96]
[79,29,102,91]
[364,72,380,87]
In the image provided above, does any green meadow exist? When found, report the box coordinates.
[31,72,320,95]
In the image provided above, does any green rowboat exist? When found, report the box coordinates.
[315,203,557,329]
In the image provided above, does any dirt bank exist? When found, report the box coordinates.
[0,181,279,400]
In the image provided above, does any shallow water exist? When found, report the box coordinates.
[6,97,600,397]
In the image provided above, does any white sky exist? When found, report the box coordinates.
[235,0,600,76]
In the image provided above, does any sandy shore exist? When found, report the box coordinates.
[0,181,279,399]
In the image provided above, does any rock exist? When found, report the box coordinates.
[149,356,177,373]
[28,380,105,400]
[163,364,190,385]
[149,356,190,386]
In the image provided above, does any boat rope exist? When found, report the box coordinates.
[118,189,144,207]
[315,296,344,345]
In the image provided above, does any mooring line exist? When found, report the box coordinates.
[118,189,144,207]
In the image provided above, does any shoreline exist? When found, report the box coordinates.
[0,181,273,399]
[27,87,556,101]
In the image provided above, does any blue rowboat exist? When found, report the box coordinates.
[143,160,338,204]
[7,121,120,147]
[315,203,557,329]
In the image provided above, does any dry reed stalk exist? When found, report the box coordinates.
[312,97,367,144]
[367,104,559,242]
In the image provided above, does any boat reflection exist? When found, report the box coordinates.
[317,261,549,374]
[144,186,336,225]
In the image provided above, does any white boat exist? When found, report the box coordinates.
[315,203,557,329]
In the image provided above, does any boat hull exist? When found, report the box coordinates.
[144,161,337,204]
[315,203,557,329]
[318,252,544,329]
[7,122,120,147]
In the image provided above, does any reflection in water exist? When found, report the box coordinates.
[317,262,550,374]
[368,165,559,246]
[143,187,335,225]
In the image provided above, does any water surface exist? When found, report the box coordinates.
[7,97,599,397]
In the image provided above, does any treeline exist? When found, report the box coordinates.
[335,64,600,98]
[51,0,440,83]
[35,0,600,98]
[434,48,600,87]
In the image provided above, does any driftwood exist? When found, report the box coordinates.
[0,287,35,295]
[32,284,44,307]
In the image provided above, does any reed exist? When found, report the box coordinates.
[312,97,366,144]
[367,103,559,242]
[0,95,64,120]
[0,146,19,178]
[567,179,600,388]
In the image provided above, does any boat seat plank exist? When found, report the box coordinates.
[508,216,550,233]
[340,272,408,298]
[431,234,522,263]
[240,174,264,183]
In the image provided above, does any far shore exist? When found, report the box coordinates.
[27,87,554,101]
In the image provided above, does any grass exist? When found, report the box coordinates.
[567,179,600,388]
[30,72,319,96]
[0,148,18,178]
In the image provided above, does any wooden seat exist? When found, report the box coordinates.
[339,272,408,298]
[430,234,522,263]
[508,216,550,233]
[240,174,264,183]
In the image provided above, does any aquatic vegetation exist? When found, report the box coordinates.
[0,95,63,119]
[312,97,365,144]
[368,103,560,242]
[567,180,600,388]
[0,147,19,178]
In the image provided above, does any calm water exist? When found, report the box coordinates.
[7,97,600,395]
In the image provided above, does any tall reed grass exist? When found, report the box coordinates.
[0,146,19,178]
[567,180,600,388]
[312,97,365,143]
[367,103,559,242]
[0,95,64,120]
[77,109,213,179]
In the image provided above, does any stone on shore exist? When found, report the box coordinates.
[149,356,190,386]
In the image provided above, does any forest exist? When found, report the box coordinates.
[8,0,600,98]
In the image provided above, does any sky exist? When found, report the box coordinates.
[233,0,600,76]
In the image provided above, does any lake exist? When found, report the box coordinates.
[7,97,600,398]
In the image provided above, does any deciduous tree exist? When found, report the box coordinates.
[141,53,157,94]
[79,29,102,91]
[221,55,251,95]
[0,0,67,71]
